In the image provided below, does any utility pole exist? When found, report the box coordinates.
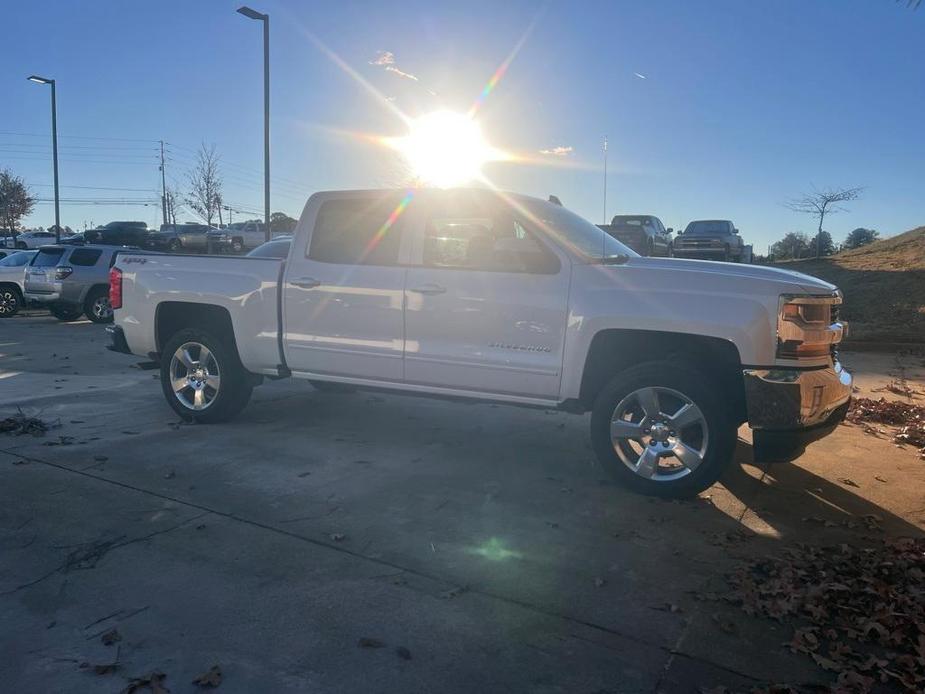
[159,140,168,228]
[602,136,608,224]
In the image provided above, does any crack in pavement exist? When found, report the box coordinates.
[1,446,762,683]
[0,510,210,596]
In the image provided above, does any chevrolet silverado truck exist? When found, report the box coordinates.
[107,189,851,497]
[673,220,745,262]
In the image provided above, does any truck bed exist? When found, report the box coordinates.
[115,252,284,373]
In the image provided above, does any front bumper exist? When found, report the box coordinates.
[673,246,726,256]
[744,360,853,460]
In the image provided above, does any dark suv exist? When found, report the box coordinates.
[83,221,152,247]
[673,220,745,262]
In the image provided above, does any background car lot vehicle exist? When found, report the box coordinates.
[672,219,745,261]
[598,215,672,257]
[25,245,121,323]
[4,230,57,249]
[84,221,153,248]
[110,189,851,497]
[0,250,37,317]
[208,221,268,253]
[245,235,292,258]
[145,223,217,253]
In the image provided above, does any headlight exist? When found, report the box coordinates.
[776,293,845,359]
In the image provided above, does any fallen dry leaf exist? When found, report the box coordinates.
[192,665,222,688]
[100,628,121,646]
[357,637,385,649]
[837,478,860,488]
[121,671,168,694]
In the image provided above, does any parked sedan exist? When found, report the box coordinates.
[598,215,672,257]
[2,230,57,249]
[0,250,37,317]
[246,235,292,258]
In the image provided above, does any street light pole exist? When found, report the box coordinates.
[237,6,271,243]
[28,75,60,242]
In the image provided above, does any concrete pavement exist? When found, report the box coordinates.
[1,315,923,693]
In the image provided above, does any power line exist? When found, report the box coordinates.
[0,131,160,143]
[28,183,159,192]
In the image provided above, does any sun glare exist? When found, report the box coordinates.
[386,110,501,188]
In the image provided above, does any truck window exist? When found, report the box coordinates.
[422,215,558,274]
[309,197,405,266]
[69,248,103,266]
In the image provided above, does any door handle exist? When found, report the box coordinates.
[409,283,446,295]
[292,277,321,289]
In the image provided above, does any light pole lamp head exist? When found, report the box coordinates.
[237,6,266,20]
[28,75,54,85]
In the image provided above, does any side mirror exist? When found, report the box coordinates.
[666,228,674,234]
[733,228,740,234]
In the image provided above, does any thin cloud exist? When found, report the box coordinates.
[633,72,647,80]
[539,146,574,157]
[369,51,395,66]
[385,65,419,81]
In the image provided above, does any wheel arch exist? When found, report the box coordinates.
[577,329,746,424]
[155,302,241,361]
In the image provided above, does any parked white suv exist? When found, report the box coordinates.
[108,189,851,497]
[3,230,57,249]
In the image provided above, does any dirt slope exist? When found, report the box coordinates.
[773,226,924,343]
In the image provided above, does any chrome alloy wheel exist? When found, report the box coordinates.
[169,342,221,411]
[91,295,112,321]
[0,289,19,316]
[609,386,709,482]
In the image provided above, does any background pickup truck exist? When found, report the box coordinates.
[672,219,745,261]
[109,189,851,497]
[597,215,672,257]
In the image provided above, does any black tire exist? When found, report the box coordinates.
[590,361,737,498]
[0,286,23,318]
[168,239,181,252]
[84,287,113,324]
[160,328,253,423]
[49,303,83,322]
[16,242,27,250]
[309,380,357,394]
[231,238,244,253]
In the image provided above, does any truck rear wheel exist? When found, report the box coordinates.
[590,361,737,498]
[160,329,253,423]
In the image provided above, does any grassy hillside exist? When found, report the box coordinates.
[773,226,925,344]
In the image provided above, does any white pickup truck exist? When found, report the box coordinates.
[107,189,851,497]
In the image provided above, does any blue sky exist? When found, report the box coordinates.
[5,0,923,249]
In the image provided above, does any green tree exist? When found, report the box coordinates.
[810,230,836,256]
[270,212,297,234]
[770,232,810,260]
[843,227,879,250]
[0,169,35,242]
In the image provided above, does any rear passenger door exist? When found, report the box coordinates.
[403,191,570,400]
[282,192,413,382]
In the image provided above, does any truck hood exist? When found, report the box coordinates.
[627,256,837,294]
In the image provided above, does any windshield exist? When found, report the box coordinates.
[610,216,651,227]
[521,199,636,261]
[683,220,730,236]
[0,251,35,267]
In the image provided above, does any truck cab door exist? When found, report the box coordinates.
[282,192,414,383]
[402,190,570,400]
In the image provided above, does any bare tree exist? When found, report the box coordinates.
[0,169,35,243]
[785,186,863,259]
[186,143,223,227]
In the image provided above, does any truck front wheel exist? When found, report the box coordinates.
[160,329,253,423]
[590,362,737,498]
